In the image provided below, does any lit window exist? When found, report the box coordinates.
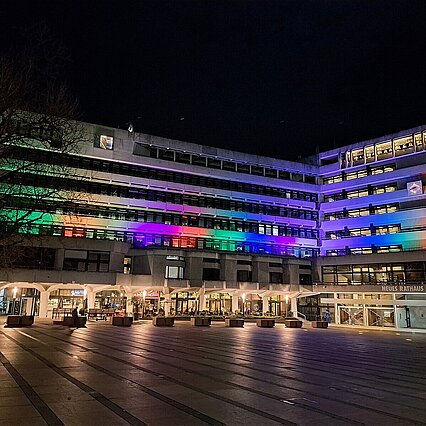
[165,266,184,279]
[96,135,114,150]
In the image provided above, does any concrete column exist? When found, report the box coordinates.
[39,291,49,318]
[334,292,338,324]
[232,294,239,313]
[126,292,134,314]
[164,293,172,316]
[199,288,206,312]
[87,291,95,309]
[262,296,269,314]
[291,297,298,317]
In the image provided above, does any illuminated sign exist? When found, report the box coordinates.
[99,135,114,150]
[407,180,423,196]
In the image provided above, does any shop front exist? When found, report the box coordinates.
[206,292,231,314]
[95,290,126,310]
[171,291,197,314]
[321,289,426,329]
[0,287,40,316]
[49,289,85,313]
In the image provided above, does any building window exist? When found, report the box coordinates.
[237,270,252,282]
[63,250,110,272]
[94,134,114,150]
[376,141,393,160]
[394,136,414,156]
[203,268,220,280]
[269,272,283,283]
[123,257,132,274]
[299,274,312,285]
[165,266,184,279]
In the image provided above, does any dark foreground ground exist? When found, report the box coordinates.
[1,321,426,426]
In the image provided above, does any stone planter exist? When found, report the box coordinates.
[312,321,328,328]
[6,315,34,327]
[256,318,275,328]
[19,316,34,327]
[153,316,174,327]
[284,319,303,328]
[112,316,133,327]
[6,315,21,327]
[62,316,75,326]
[225,318,244,327]
[62,316,87,327]
[191,317,211,327]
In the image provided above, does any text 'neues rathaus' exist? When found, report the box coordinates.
[1,120,425,329]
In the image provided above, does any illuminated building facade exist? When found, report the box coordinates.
[1,121,425,328]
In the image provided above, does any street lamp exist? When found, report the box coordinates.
[242,293,246,317]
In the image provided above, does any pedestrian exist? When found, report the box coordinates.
[325,308,331,323]
[71,306,79,328]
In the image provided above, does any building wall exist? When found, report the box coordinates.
[1,120,426,326]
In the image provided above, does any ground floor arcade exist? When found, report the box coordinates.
[0,282,301,319]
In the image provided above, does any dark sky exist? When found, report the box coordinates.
[1,0,425,160]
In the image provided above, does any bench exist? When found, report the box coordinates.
[152,316,174,327]
[58,316,87,327]
[312,321,328,328]
[112,316,133,327]
[225,318,244,327]
[5,315,34,328]
[191,317,211,327]
[256,318,275,328]
[284,319,303,328]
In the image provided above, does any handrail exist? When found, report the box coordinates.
[297,311,307,321]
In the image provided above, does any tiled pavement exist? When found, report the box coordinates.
[1,320,426,425]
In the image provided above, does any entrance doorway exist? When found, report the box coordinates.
[367,307,394,327]
[338,306,364,325]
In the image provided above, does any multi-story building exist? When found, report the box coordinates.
[1,121,425,329]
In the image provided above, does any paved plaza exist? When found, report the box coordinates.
[1,321,426,425]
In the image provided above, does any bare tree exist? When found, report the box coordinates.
[0,27,86,268]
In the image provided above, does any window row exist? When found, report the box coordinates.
[14,203,319,239]
[340,131,426,168]
[63,250,110,272]
[323,164,395,184]
[325,245,402,256]
[322,262,426,285]
[133,235,318,257]
[324,224,400,240]
[135,143,317,184]
[14,147,317,202]
[323,203,399,221]
[12,174,319,220]
[0,247,56,269]
[4,223,319,258]
[166,266,285,284]
[324,183,397,202]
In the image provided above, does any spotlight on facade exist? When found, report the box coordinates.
[128,122,134,133]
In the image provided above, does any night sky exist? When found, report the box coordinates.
[1,1,425,160]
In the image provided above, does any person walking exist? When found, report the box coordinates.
[325,308,331,323]
[71,306,79,328]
